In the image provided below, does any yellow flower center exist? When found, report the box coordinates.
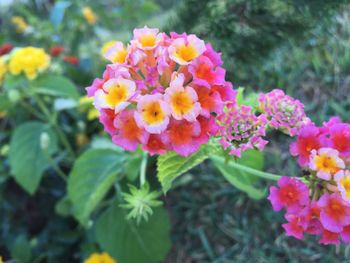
[175,45,198,62]
[139,35,156,48]
[142,102,166,125]
[106,85,128,107]
[341,177,350,198]
[113,49,128,64]
[314,155,339,174]
[171,91,193,116]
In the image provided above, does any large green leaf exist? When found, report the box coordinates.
[211,150,266,199]
[30,74,80,99]
[9,122,58,194]
[95,203,171,263]
[157,142,219,193]
[67,149,125,225]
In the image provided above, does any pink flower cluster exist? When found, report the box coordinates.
[258,89,311,136]
[268,117,350,245]
[217,103,268,157]
[86,27,235,156]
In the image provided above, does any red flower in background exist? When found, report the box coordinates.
[0,43,13,56]
[63,55,79,65]
[50,45,65,57]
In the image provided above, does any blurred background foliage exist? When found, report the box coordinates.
[1,0,350,262]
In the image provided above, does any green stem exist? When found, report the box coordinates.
[140,152,148,187]
[20,101,46,121]
[34,94,76,158]
[44,150,67,182]
[211,155,282,181]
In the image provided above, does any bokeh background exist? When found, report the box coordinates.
[1,0,350,262]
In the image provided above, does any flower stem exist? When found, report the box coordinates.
[33,94,76,158]
[211,155,282,181]
[140,152,148,187]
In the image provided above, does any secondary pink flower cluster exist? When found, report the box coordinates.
[86,27,235,156]
[217,102,268,157]
[258,89,311,136]
[216,88,310,158]
[268,117,350,245]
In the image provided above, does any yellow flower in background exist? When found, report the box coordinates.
[84,252,116,263]
[11,16,29,33]
[9,47,51,80]
[79,95,100,120]
[82,6,97,24]
[0,255,3,263]
[0,57,7,84]
[101,40,117,56]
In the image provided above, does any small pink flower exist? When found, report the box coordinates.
[282,214,305,240]
[86,78,104,97]
[132,26,163,50]
[196,115,219,145]
[164,74,201,121]
[166,119,201,157]
[188,56,225,88]
[168,34,206,65]
[268,176,309,212]
[194,85,223,117]
[104,41,129,64]
[134,94,170,134]
[142,134,170,156]
[112,109,149,151]
[309,148,345,180]
[329,123,350,161]
[99,109,117,136]
[319,230,340,245]
[318,193,350,233]
[289,124,323,167]
[94,77,136,113]
[202,43,223,67]
[335,170,350,203]
[300,202,323,235]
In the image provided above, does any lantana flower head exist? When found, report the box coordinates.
[8,47,51,80]
[258,89,311,136]
[87,27,233,156]
[217,103,268,157]
[269,116,350,245]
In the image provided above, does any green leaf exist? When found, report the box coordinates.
[3,74,27,91]
[0,93,11,111]
[30,74,80,99]
[95,203,171,263]
[67,149,126,225]
[10,235,32,263]
[157,142,219,193]
[9,122,58,194]
[211,151,266,199]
